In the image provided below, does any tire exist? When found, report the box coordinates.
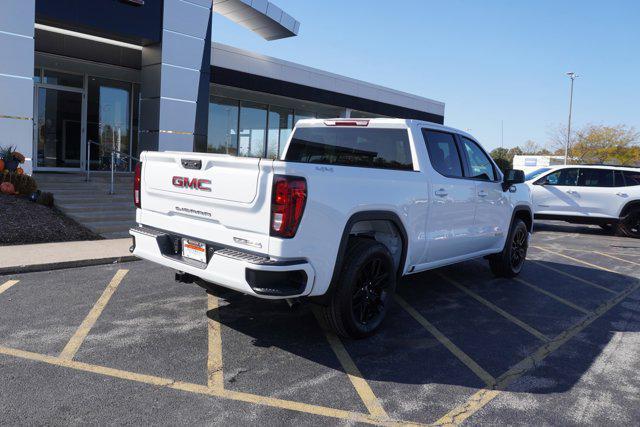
[488,218,529,278]
[615,207,640,239]
[315,237,397,339]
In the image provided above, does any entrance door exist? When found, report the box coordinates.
[34,85,86,170]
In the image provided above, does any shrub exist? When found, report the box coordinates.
[36,191,54,207]
[1,171,37,195]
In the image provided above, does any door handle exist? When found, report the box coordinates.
[478,190,488,197]
[435,189,448,197]
[566,190,578,194]
[616,192,628,197]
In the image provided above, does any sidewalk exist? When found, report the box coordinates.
[0,238,137,275]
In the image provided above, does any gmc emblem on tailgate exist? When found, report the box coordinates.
[172,176,212,192]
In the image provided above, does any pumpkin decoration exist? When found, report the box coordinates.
[0,158,4,172]
[16,167,24,175]
[1,181,15,195]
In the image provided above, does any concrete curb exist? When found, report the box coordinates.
[0,256,140,276]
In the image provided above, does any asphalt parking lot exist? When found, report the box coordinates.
[1,221,639,425]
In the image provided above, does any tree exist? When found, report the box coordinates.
[490,147,511,172]
[521,140,541,155]
[547,123,639,165]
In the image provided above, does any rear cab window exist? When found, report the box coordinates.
[285,126,414,171]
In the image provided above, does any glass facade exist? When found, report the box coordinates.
[205,93,372,159]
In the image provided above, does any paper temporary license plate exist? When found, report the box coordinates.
[182,238,207,263]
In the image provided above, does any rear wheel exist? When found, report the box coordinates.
[616,207,640,239]
[315,238,396,339]
[488,219,529,277]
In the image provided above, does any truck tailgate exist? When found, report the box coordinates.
[138,151,273,252]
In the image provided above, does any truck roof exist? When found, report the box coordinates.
[294,118,477,141]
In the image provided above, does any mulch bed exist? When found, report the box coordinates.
[0,194,102,246]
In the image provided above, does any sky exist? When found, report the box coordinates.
[211,0,640,151]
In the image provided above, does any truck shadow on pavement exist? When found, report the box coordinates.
[204,259,640,395]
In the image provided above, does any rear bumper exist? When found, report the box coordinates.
[130,226,315,299]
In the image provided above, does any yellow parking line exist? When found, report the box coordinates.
[395,295,495,387]
[0,280,20,295]
[0,345,417,426]
[433,281,640,426]
[593,251,640,267]
[438,273,550,342]
[531,261,617,294]
[514,278,590,315]
[59,269,128,360]
[321,329,389,420]
[532,246,617,274]
[207,293,224,391]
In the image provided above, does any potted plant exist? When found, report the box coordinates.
[0,146,25,172]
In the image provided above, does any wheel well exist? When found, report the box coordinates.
[348,219,404,273]
[514,208,533,232]
[620,200,640,217]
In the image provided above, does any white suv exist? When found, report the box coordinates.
[526,165,640,237]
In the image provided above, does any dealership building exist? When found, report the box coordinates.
[1,0,444,236]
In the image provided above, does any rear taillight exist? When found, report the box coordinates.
[134,162,142,208]
[270,175,307,238]
[324,120,369,127]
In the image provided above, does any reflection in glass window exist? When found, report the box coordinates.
[208,97,239,154]
[34,68,41,83]
[267,106,293,159]
[543,168,579,186]
[294,110,316,125]
[461,137,496,181]
[43,70,84,88]
[286,127,413,171]
[87,77,132,171]
[239,101,267,157]
[578,169,614,187]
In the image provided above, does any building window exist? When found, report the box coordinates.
[208,96,239,155]
[268,106,293,159]
[43,69,84,89]
[294,110,316,125]
[239,101,267,158]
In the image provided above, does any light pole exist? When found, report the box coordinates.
[564,72,578,165]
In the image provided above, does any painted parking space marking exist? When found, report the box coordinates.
[0,280,19,296]
[529,261,617,294]
[319,323,389,420]
[207,293,224,391]
[438,273,550,342]
[59,269,128,360]
[514,278,590,314]
[395,295,495,387]
[592,251,640,267]
[0,344,417,426]
[433,280,640,426]
[532,246,617,274]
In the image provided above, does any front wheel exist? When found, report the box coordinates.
[488,218,529,277]
[315,238,396,339]
[615,207,640,239]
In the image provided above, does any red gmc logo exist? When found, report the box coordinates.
[172,176,212,192]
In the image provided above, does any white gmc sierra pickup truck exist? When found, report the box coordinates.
[130,119,532,338]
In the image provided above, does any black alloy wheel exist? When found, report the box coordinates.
[351,256,391,327]
[510,225,528,271]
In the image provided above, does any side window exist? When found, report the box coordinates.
[541,168,579,186]
[422,129,463,178]
[623,171,640,186]
[460,137,496,181]
[578,169,614,187]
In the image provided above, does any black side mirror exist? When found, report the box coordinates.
[502,169,525,191]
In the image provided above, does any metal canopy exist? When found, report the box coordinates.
[213,0,299,40]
